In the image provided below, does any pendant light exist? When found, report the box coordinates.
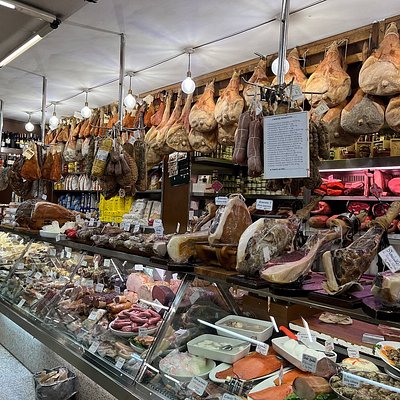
[124,72,136,109]
[49,103,59,129]
[25,112,34,132]
[81,90,92,119]
[181,49,196,94]
[271,57,289,76]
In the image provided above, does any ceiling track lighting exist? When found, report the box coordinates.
[0,0,57,23]
[81,90,92,118]
[49,103,59,129]
[124,72,136,109]
[24,112,34,132]
[181,48,196,94]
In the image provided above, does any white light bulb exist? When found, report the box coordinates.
[181,76,196,94]
[25,121,34,132]
[124,92,136,109]
[271,58,290,76]
[49,114,59,128]
[81,104,92,119]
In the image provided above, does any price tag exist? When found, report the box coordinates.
[285,83,304,101]
[89,218,95,227]
[41,194,47,200]
[215,196,228,206]
[154,225,164,236]
[189,291,201,305]
[60,250,65,259]
[88,341,100,354]
[115,286,121,294]
[88,310,99,321]
[347,347,360,358]
[152,299,164,313]
[302,353,317,373]
[153,219,163,227]
[325,339,334,353]
[115,356,125,370]
[22,147,34,160]
[103,259,111,267]
[263,246,271,262]
[16,262,25,270]
[65,251,71,259]
[314,100,330,117]
[270,316,279,333]
[342,372,360,388]
[95,283,105,293]
[81,260,88,267]
[123,222,131,232]
[188,376,208,396]
[379,245,400,273]
[34,272,42,280]
[256,199,273,211]
[134,264,144,271]
[26,277,33,285]
[189,210,195,220]
[56,234,61,242]
[256,343,269,355]
[86,212,91,219]
[85,279,94,288]
[59,276,69,283]
[297,332,317,343]
[133,224,140,233]
[65,246,72,254]
[49,248,56,257]
[17,298,26,308]
[138,327,149,337]
[222,394,240,400]
[26,270,33,276]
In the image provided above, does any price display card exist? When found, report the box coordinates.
[302,353,317,373]
[188,376,208,396]
[264,111,309,179]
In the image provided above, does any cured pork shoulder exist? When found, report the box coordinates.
[359,22,400,96]
[305,41,351,107]
[243,59,270,108]
[385,95,400,132]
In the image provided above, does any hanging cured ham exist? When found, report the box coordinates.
[243,59,270,108]
[214,71,244,146]
[272,47,308,90]
[154,90,183,154]
[359,22,400,96]
[166,93,193,152]
[150,95,165,127]
[385,96,400,131]
[340,88,385,134]
[305,41,351,107]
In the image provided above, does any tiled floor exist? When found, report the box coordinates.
[0,344,35,400]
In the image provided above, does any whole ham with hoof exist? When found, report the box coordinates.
[305,41,351,107]
[322,201,400,295]
[243,59,270,109]
[214,71,244,146]
[359,22,400,96]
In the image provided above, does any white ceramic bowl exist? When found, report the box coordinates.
[160,359,216,383]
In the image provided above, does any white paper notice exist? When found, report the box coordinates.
[379,245,400,273]
[264,111,309,179]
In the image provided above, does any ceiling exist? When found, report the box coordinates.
[1,0,400,124]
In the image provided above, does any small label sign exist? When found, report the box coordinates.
[42,194,47,200]
[17,299,26,308]
[189,291,201,305]
[16,263,24,270]
[347,347,360,358]
[115,356,125,370]
[325,339,334,353]
[152,299,164,313]
[88,341,100,354]
[215,196,228,206]
[26,277,33,285]
[133,224,140,233]
[285,83,304,101]
[256,199,273,211]
[138,327,149,337]
[188,376,208,396]
[103,259,111,267]
[95,283,105,293]
[302,353,317,373]
[379,245,400,273]
[34,272,42,280]
[85,279,94,288]
[123,222,131,232]
[89,218,95,227]
[49,248,56,257]
[134,264,144,271]
[88,310,99,321]
[114,286,121,294]
[342,372,360,388]
[297,332,317,343]
[222,394,240,400]
[314,100,330,117]
[256,343,269,355]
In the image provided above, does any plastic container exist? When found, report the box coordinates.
[215,315,274,342]
[187,334,250,364]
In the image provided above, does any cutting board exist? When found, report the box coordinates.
[290,314,382,349]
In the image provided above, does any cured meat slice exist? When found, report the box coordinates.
[322,201,400,294]
[167,231,209,264]
[305,41,351,107]
[189,80,217,133]
[166,93,193,152]
[293,376,331,400]
[359,22,400,96]
[385,95,400,132]
[214,71,244,146]
[215,353,282,380]
[249,383,292,400]
[208,195,252,245]
[340,89,385,134]
[243,59,270,108]
[274,369,311,385]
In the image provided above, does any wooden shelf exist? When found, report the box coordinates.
[53,189,100,193]
[0,147,22,154]
[135,190,162,197]
[191,192,303,200]
[320,156,400,171]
